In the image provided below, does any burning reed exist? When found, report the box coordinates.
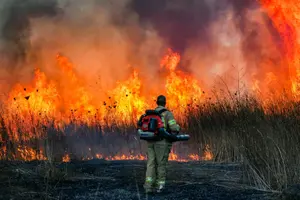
[0,49,300,192]
[2,86,300,192]
[0,0,299,195]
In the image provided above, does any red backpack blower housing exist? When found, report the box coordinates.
[137,109,190,142]
[140,109,167,134]
[137,109,167,140]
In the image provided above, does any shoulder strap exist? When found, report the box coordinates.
[158,108,168,115]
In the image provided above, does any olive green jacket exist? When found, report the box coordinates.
[155,106,180,132]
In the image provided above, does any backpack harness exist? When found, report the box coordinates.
[137,109,190,142]
[139,108,168,134]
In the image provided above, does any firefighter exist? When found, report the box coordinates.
[143,95,180,194]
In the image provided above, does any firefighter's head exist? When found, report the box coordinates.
[156,95,166,107]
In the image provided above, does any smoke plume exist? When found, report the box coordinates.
[0,0,289,161]
[0,0,283,96]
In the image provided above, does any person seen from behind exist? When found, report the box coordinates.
[143,95,180,194]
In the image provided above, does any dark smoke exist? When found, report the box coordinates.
[0,0,277,65]
[0,0,59,66]
[0,0,287,160]
[0,0,285,95]
[131,0,263,53]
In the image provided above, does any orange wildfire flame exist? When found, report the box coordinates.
[62,153,71,163]
[2,49,204,131]
[2,0,300,162]
[61,146,213,163]
[0,146,213,163]
[5,49,202,126]
[161,49,203,118]
[106,69,148,124]
[17,146,47,161]
[259,0,300,98]
[0,49,214,162]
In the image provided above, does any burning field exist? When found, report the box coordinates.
[0,0,300,199]
[0,48,214,162]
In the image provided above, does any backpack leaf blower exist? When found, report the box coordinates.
[137,109,190,142]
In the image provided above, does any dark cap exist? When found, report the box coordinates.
[156,95,166,106]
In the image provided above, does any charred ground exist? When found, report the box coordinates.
[0,160,276,200]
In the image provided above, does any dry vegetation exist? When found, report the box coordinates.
[0,94,300,196]
[186,95,300,192]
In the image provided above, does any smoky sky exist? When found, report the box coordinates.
[0,0,278,65]
[131,0,260,52]
[0,0,59,64]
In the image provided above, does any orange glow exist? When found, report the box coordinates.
[259,0,300,98]
[2,49,204,132]
[106,69,148,124]
[17,146,47,161]
[0,146,6,160]
[0,50,212,162]
[168,151,188,162]
[202,145,213,161]
[188,154,200,161]
[61,152,205,163]
[3,0,300,163]
[2,0,300,164]
[162,49,203,118]
[62,154,71,163]
[9,28,300,163]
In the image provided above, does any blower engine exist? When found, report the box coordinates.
[137,109,190,142]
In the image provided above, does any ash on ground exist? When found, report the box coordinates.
[0,160,277,200]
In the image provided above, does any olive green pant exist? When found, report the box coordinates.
[144,139,172,190]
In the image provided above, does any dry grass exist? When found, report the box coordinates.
[186,96,300,191]
[0,95,299,192]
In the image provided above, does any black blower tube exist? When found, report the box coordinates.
[138,129,190,142]
[158,128,190,142]
[138,129,160,141]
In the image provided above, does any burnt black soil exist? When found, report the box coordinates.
[0,160,277,200]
